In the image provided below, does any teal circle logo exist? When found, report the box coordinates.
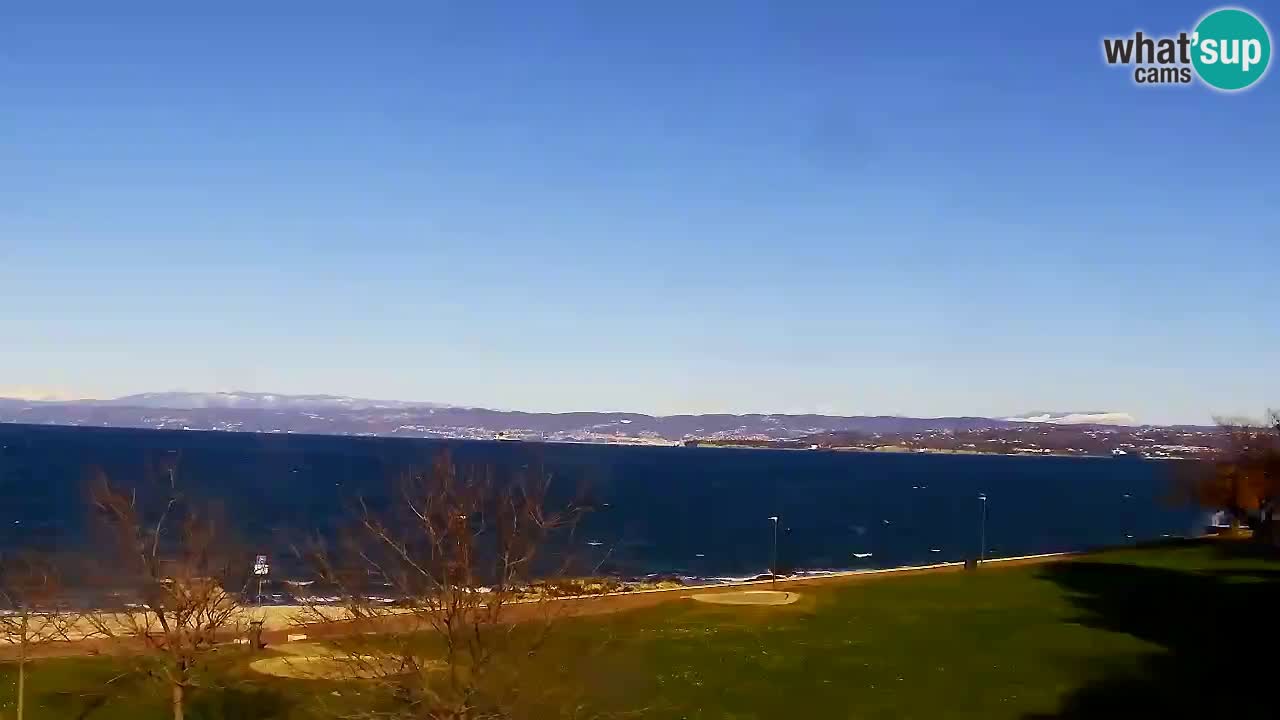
[1192,8,1272,91]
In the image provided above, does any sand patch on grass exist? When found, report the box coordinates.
[249,646,439,680]
[690,590,800,606]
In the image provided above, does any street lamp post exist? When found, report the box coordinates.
[252,554,270,604]
[767,516,779,587]
[977,494,988,564]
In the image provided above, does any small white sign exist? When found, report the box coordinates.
[253,555,269,576]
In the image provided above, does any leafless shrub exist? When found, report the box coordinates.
[0,551,80,720]
[84,466,251,720]
[292,449,596,719]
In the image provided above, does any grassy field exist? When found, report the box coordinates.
[3,540,1277,719]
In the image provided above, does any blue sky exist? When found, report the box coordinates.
[2,1,1277,424]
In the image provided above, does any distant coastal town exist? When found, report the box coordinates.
[684,428,1216,460]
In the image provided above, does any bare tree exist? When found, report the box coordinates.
[0,552,79,720]
[85,468,250,720]
[293,450,591,720]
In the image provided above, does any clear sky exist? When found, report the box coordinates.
[2,1,1277,424]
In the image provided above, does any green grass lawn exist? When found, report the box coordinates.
[4,541,1278,719]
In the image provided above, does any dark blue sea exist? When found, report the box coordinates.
[0,424,1203,580]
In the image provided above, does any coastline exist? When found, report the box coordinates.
[8,546,1138,661]
[12,536,1220,664]
[2,421,1207,460]
[262,540,1205,644]
[686,443,1194,461]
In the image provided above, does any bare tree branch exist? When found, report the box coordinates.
[291,449,596,720]
[83,466,251,720]
[0,551,82,720]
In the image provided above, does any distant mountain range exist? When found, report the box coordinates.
[81,391,448,411]
[0,391,1155,442]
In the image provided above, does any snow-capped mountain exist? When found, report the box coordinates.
[93,392,446,411]
[1005,411,1137,426]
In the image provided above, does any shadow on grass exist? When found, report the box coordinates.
[1027,554,1280,718]
[1211,536,1280,562]
[33,671,148,720]
[34,674,293,720]
[188,684,294,720]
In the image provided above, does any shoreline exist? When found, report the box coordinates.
[2,421,1204,461]
[688,443,1196,461]
[19,537,1224,663]
[232,548,1124,645]
[5,546,1125,660]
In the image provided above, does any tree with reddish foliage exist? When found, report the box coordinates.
[1195,412,1280,541]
